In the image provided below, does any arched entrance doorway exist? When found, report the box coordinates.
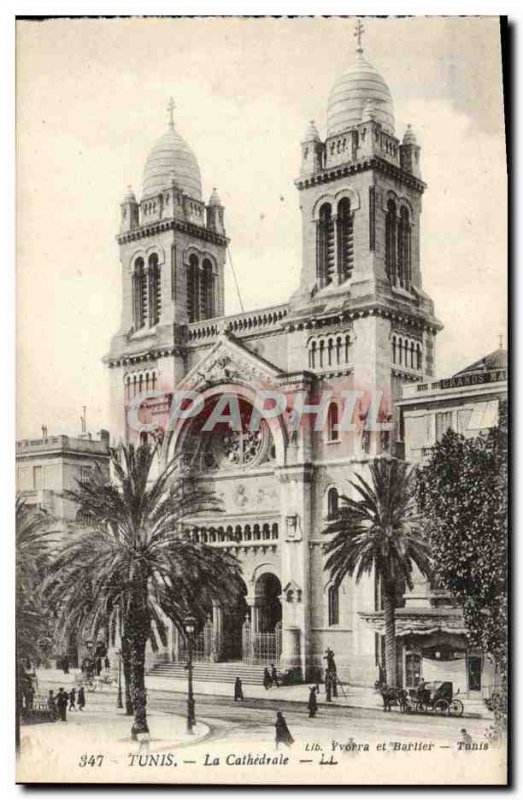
[222,580,248,661]
[253,573,282,663]
[255,573,282,632]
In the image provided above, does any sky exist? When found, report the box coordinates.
[16,15,507,440]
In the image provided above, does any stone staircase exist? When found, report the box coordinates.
[148,661,272,685]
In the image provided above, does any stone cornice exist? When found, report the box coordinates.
[104,346,183,369]
[287,302,441,335]
[295,156,426,194]
[117,217,228,247]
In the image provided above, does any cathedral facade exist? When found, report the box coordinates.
[105,39,441,686]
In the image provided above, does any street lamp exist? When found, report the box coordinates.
[116,649,123,709]
[183,615,197,734]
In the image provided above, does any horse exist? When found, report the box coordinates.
[374,681,409,712]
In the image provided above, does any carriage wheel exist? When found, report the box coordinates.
[415,701,426,713]
[86,679,96,692]
[449,699,464,718]
[434,699,449,716]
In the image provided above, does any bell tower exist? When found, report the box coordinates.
[105,100,229,443]
[295,23,427,307]
[291,20,441,431]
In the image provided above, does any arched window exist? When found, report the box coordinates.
[410,342,415,368]
[337,197,354,280]
[327,487,339,520]
[148,253,161,326]
[317,203,335,286]
[187,254,200,322]
[309,341,317,369]
[398,207,411,288]
[319,340,325,368]
[416,344,422,371]
[328,584,340,626]
[327,403,339,442]
[336,336,342,365]
[385,199,397,282]
[392,336,397,364]
[404,339,409,366]
[201,258,215,319]
[344,334,350,363]
[133,257,146,329]
[327,338,333,366]
[398,337,403,365]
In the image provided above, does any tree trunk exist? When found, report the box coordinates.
[121,639,134,716]
[383,583,397,687]
[130,633,148,740]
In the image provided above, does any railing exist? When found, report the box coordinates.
[185,303,289,343]
[16,435,108,454]
[242,620,282,664]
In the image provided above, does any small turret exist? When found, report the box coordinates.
[300,120,324,177]
[207,188,225,234]
[400,124,422,178]
[120,185,139,233]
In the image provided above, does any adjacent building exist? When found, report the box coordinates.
[376,348,507,698]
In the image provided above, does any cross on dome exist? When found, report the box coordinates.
[354,18,365,54]
[167,97,176,127]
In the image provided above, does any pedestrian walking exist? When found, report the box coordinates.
[325,670,332,702]
[47,690,57,718]
[62,655,69,675]
[234,677,244,701]
[77,686,86,711]
[271,664,280,687]
[69,687,76,711]
[104,656,110,670]
[95,658,102,676]
[308,685,318,718]
[263,667,272,690]
[56,688,68,721]
[275,711,294,749]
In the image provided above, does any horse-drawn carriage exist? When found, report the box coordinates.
[376,680,464,717]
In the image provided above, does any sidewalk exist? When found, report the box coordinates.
[38,668,492,719]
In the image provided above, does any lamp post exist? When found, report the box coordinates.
[183,615,197,734]
[116,649,123,709]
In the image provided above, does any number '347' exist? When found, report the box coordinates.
[79,754,104,767]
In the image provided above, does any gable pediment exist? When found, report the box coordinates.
[180,332,282,392]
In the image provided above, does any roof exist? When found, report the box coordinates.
[453,348,508,377]
[327,51,395,137]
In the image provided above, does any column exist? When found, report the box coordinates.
[211,601,223,662]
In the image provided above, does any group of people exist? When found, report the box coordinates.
[80,655,110,679]
[263,664,282,690]
[47,686,86,721]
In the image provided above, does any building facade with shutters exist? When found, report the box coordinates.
[16,431,111,666]
[376,349,507,698]
[104,37,443,686]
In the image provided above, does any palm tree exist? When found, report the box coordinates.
[322,459,432,687]
[45,442,242,738]
[16,495,55,751]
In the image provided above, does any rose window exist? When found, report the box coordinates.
[215,421,270,468]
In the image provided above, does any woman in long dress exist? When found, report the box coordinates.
[275,711,294,749]
[308,685,318,718]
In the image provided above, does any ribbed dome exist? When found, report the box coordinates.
[142,122,202,201]
[327,52,395,136]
